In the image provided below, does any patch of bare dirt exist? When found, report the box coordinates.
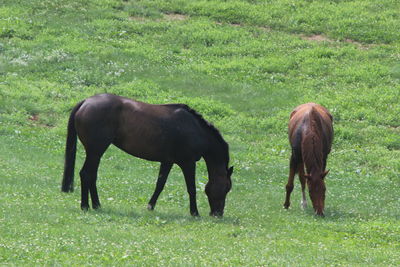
[128,16,147,22]
[129,13,188,22]
[301,34,373,49]
[301,34,333,42]
[343,38,373,50]
[230,23,242,27]
[163,13,188,21]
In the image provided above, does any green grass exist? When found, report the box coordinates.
[1,0,400,265]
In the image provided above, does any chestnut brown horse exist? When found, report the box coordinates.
[62,94,233,217]
[284,103,333,216]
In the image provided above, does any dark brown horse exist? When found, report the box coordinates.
[284,103,333,216]
[62,94,233,217]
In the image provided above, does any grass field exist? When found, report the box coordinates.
[1,0,400,265]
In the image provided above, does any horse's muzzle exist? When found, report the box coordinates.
[315,211,325,217]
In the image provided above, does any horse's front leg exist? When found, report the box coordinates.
[180,161,199,216]
[147,162,173,210]
[298,163,307,209]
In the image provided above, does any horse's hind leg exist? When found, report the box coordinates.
[298,163,307,209]
[284,153,297,209]
[88,155,102,210]
[80,145,110,210]
[147,162,173,211]
[80,154,101,210]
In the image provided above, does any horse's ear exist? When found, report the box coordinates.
[228,166,234,177]
[322,170,330,179]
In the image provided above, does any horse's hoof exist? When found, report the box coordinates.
[147,203,154,211]
[209,211,223,218]
[283,203,290,209]
[81,205,89,211]
[92,204,101,210]
[191,211,200,217]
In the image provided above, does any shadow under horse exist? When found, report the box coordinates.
[62,93,233,217]
[284,103,333,216]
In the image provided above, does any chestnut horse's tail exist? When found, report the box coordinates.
[61,100,85,193]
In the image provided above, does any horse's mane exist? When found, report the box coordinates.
[169,104,229,164]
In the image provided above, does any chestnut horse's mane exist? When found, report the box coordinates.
[301,108,324,173]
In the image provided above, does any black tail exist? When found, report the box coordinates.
[61,100,85,192]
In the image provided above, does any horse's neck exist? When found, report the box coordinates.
[203,143,228,180]
[302,133,323,173]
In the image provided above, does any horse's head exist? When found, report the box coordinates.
[305,170,329,216]
[205,166,233,217]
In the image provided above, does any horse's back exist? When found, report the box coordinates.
[117,101,208,162]
[290,103,331,121]
[289,103,332,129]
[289,103,333,149]
[76,94,124,120]
[74,94,123,148]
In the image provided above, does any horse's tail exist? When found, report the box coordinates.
[61,100,85,193]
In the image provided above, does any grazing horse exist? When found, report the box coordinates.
[284,103,333,216]
[62,93,233,217]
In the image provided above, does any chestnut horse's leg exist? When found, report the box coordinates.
[147,162,173,211]
[298,163,307,209]
[179,161,199,216]
[284,154,297,209]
